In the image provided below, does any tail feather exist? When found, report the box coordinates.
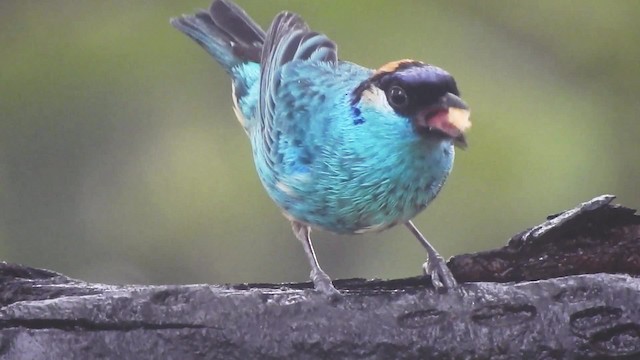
[171,0,265,72]
[209,0,264,61]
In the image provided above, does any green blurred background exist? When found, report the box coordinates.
[1,0,639,285]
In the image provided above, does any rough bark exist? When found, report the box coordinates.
[1,195,639,359]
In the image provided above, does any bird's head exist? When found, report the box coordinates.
[352,60,471,148]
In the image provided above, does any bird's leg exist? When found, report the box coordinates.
[405,220,457,290]
[291,221,340,296]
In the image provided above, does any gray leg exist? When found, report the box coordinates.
[405,220,457,289]
[291,221,339,296]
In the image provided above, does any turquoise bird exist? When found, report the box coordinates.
[171,0,471,295]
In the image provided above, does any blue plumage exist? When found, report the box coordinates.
[172,0,471,295]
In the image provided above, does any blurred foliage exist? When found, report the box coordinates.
[1,0,638,285]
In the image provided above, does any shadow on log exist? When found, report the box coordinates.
[1,195,639,359]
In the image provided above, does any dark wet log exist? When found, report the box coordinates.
[1,195,639,359]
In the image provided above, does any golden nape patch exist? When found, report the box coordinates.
[448,107,472,133]
[374,59,420,75]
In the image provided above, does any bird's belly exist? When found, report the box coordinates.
[259,144,454,234]
[309,172,447,234]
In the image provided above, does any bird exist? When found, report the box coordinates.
[171,0,471,296]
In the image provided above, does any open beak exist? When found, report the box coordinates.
[416,93,471,149]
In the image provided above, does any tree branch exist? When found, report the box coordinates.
[1,195,639,359]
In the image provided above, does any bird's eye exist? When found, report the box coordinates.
[387,86,408,109]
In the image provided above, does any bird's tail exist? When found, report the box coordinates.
[170,0,265,72]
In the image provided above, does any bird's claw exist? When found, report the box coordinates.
[310,269,341,299]
[422,255,457,291]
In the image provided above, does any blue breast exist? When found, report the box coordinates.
[235,61,455,234]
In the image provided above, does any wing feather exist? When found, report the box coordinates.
[258,12,338,163]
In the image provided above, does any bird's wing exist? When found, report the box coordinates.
[258,12,337,139]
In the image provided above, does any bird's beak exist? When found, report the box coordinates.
[416,93,471,149]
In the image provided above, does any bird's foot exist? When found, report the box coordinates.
[310,269,341,299]
[422,254,457,291]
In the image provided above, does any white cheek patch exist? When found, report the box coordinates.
[360,87,393,113]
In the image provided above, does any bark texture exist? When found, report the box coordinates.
[1,195,639,359]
